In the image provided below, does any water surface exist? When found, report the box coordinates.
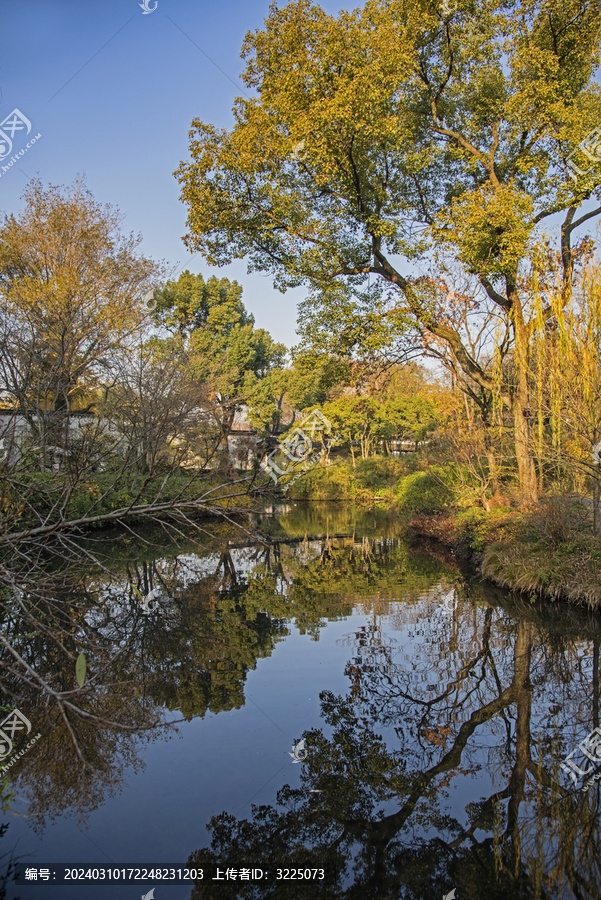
[1,504,601,899]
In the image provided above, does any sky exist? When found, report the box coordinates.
[2,1,600,355]
[0,0,349,349]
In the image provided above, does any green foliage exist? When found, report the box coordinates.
[394,468,452,515]
[353,456,414,487]
[288,454,417,501]
[154,270,253,338]
[154,270,286,441]
[455,506,514,552]
[178,0,601,283]
[321,388,437,459]
[290,460,359,501]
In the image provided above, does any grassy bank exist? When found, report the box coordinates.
[408,501,601,609]
[289,454,450,512]
[290,456,601,609]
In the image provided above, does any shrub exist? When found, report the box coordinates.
[394,468,452,514]
[455,506,514,551]
[353,456,412,488]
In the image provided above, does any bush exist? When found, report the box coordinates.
[288,454,440,507]
[455,506,515,551]
[288,461,356,500]
[394,468,452,514]
[353,456,414,488]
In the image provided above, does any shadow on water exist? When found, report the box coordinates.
[1,503,601,897]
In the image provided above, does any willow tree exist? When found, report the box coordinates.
[176,0,601,503]
[533,262,601,533]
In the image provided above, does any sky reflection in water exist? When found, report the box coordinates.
[1,505,600,899]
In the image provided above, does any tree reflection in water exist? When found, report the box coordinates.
[1,509,601,898]
[0,514,432,830]
[188,578,601,899]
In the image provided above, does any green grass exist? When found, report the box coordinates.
[480,501,601,608]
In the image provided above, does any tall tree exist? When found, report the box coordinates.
[154,271,286,448]
[176,0,601,503]
[0,177,157,465]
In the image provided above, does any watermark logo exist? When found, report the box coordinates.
[0,108,41,180]
[132,585,162,616]
[443,890,456,900]
[0,109,31,160]
[0,708,41,775]
[144,288,157,312]
[560,725,601,791]
[566,125,601,183]
[139,0,158,13]
[0,708,31,759]
[141,890,156,900]
[290,738,307,763]
[262,409,332,491]
[291,140,307,161]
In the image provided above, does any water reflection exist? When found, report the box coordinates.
[0,510,447,833]
[1,506,601,897]
[187,576,601,899]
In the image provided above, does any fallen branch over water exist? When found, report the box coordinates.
[0,481,257,545]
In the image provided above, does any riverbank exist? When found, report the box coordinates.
[0,468,257,545]
[289,458,601,610]
[407,504,601,610]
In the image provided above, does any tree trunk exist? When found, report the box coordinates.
[511,305,538,503]
[507,298,538,503]
[464,392,473,432]
[512,396,538,504]
[593,456,601,537]
[484,427,501,498]
[506,619,533,868]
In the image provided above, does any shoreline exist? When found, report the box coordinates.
[406,508,601,611]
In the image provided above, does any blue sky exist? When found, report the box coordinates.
[2,2,599,353]
[0,0,347,348]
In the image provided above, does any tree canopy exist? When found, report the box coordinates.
[154,271,286,446]
[0,178,157,445]
[176,0,601,500]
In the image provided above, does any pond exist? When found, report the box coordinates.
[1,503,601,899]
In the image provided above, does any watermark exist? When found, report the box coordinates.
[144,288,157,312]
[566,125,601,183]
[0,109,41,179]
[443,890,456,900]
[139,0,158,13]
[262,409,332,491]
[23,870,52,882]
[560,725,601,791]
[289,739,307,763]
[142,891,155,900]
[0,708,41,774]
[291,140,306,161]
[0,109,32,159]
[440,590,455,615]
[132,585,163,616]
[441,0,457,15]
